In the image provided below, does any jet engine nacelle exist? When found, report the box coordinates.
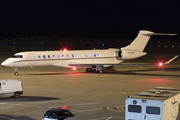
[117,49,147,60]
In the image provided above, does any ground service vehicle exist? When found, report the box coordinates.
[42,108,77,120]
[0,80,23,98]
[126,87,180,120]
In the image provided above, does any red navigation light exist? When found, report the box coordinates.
[73,67,76,71]
[63,48,67,51]
[158,62,163,67]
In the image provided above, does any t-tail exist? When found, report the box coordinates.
[122,30,177,52]
[118,30,177,60]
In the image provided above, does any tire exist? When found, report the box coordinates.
[86,68,92,72]
[99,70,103,74]
[14,72,18,76]
[13,92,20,98]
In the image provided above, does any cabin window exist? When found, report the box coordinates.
[94,54,96,57]
[76,54,78,57]
[85,54,87,57]
[48,55,50,59]
[0,83,1,88]
[98,54,100,57]
[128,105,141,113]
[146,106,160,115]
[67,55,69,58]
[38,55,41,59]
[53,55,55,58]
[58,55,60,58]
[43,55,46,59]
[89,54,92,57]
[81,54,83,57]
[62,55,65,58]
[12,55,23,58]
[72,54,74,58]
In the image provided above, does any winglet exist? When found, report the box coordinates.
[164,55,178,64]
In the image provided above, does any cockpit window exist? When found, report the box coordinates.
[12,55,23,58]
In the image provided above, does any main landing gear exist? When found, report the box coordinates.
[85,65,104,74]
[98,70,103,74]
[86,68,92,72]
[96,65,104,74]
[13,67,19,76]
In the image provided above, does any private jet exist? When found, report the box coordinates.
[1,30,178,75]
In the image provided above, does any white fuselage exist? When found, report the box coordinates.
[4,30,172,73]
[1,48,146,68]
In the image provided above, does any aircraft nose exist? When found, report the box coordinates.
[1,61,7,66]
[1,60,10,67]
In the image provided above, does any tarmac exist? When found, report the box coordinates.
[0,51,180,120]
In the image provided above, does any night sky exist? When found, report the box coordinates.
[0,1,180,37]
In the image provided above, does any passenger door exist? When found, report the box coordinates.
[116,51,122,60]
[29,53,35,68]
[143,100,163,120]
[0,83,3,97]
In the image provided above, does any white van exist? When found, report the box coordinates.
[0,80,23,98]
[126,87,180,120]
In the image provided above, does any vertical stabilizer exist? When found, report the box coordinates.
[122,30,177,52]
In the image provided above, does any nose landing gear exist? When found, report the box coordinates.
[13,67,19,76]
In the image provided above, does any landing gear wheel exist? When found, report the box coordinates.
[14,72,18,76]
[13,67,19,76]
[98,70,103,74]
[13,92,20,98]
[86,68,92,72]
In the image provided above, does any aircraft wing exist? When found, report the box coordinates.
[69,55,178,66]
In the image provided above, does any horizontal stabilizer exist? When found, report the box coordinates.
[141,33,177,36]
[164,55,178,64]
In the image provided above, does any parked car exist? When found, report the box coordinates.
[42,108,77,120]
[0,80,23,98]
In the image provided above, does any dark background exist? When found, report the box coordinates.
[1,1,180,36]
[0,0,180,55]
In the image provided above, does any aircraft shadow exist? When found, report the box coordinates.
[104,67,180,77]
[0,96,60,102]
[28,67,180,77]
[0,114,36,120]
[28,72,88,75]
